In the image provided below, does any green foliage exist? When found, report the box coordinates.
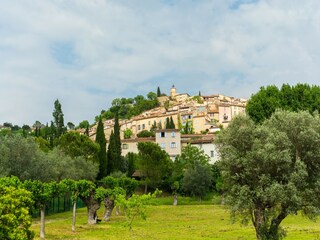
[123,128,133,139]
[0,135,98,181]
[126,152,138,178]
[217,110,320,240]
[55,131,99,162]
[52,99,66,138]
[157,86,161,97]
[96,117,107,180]
[98,92,160,120]
[192,95,204,104]
[107,114,124,175]
[0,181,34,240]
[137,142,173,191]
[246,83,320,123]
[173,145,212,198]
[136,130,155,138]
[115,189,161,237]
[165,117,175,129]
[77,120,90,129]
[181,161,213,200]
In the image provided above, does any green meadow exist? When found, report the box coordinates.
[31,198,320,240]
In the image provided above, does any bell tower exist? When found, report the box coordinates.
[170,85,176,99]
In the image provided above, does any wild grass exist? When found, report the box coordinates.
[31,198,320,240]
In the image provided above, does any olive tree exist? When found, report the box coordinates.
[217,110,320,240]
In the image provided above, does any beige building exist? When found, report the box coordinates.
[155,129,181,160]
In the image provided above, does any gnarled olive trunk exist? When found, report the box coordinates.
[80,195,101,225]
[252,207,287,240]
[103,197,115,221]
[173,194,178,206]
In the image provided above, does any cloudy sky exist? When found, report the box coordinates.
[1,0,320,126]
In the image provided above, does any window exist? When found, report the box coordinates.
[210,113,214,117]
[142,124,145,129]
[171,131,175,138]
[160,131,165,138]
[137,125,141,130]
[160,143,165,149]
[210,151,214,157]
[122,144,128,149]
[170,142,177,148]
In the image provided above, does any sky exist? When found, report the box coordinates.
[1,0,320,126]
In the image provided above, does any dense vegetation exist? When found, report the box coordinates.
[246,83,320,123]
[97,91,160,121]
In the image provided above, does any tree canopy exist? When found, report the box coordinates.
[246,83,320,123]
[97,92,160,121]
[217,110,320,240]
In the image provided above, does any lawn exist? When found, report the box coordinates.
[31,201,320,240]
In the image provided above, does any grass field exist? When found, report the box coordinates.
[31,199,320,240]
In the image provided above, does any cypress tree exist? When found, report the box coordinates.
[107,131,116,175]
[114,113,122,171]
[165,117,170,129]
[170,116,175,129]
[157,86,161,97]
[96,117,107,180]
[107,113,123,174]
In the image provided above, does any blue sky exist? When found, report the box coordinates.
[1,0,320,126]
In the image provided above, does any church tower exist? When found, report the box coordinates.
[170,85,176,99]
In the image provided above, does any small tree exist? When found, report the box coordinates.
[116,190,160,239]
[23,180,58,239]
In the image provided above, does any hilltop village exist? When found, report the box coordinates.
[89,86,247,163]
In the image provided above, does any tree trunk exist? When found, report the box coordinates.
[40,205,45,239]
[72,201,76,232]
[252,208,265,240]
[173,194,178,206]
[144,182,148,194]
[103,197,115,221]
[80,194,101,225]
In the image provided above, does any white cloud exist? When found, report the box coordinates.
[1,0,320,125]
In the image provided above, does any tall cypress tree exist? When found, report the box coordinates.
[114,113,122,167]
[165,117,170,129]
[107,113,123,174]
[170,116,175,129]
[107,131,116,175]
[157,86,161,97]
[96,117,107,180]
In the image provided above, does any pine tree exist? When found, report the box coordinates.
[96,117,107,180]
[157,86,161,97]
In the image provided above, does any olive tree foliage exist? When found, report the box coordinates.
[217,111,320,240]
[0,177,34,240]
[0,135,98,181]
